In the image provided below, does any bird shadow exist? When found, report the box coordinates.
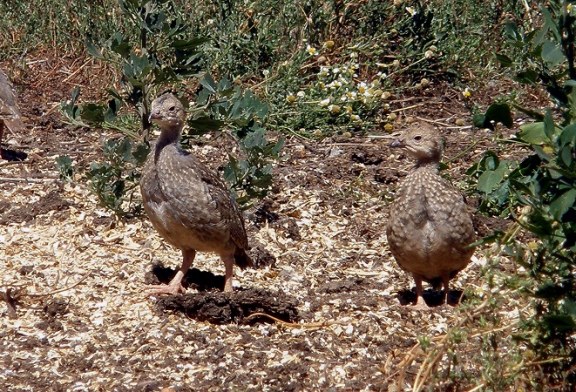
[146,263,225,292]
[0,147,27,161]
[146,263,299,325]
[396,288,465,308]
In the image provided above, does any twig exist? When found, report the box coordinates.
[391,103,425,113]
[61,58,92,83]
[0,160,30,167]
[329,142,375,147]
[21,270,92,297]
[0,177,56,183]
[245,312,334,329]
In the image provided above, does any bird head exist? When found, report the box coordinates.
[149,93,186,130]
[390,125,444,164]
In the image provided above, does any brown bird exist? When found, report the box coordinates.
[0,69,25,157]
[386,125,475,308]
[140,93,253,294]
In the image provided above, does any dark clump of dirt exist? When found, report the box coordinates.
[0,189,72,224]
[320,277,367,293]
[249,199,280,226]
[250,243,277,268]
[155,288,299,325]
[350,149,384,165]
[35,297,70,332]
[374,167,402,184]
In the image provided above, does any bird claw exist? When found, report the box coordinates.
[410,297,430,310]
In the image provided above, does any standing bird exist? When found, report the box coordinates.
[0,69,25,157]
[386,125,475,308]
[140,93,253,294]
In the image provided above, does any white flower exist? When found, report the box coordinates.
[351,114,361,122]
[424,50,434,59]
[332,67,340,74]
[350,52,358,59]
[357,82,368,94]
[307,45,318,56]
[319,98,331,107]
[297,91,305,98]
[406,6,416,16]
[328,104,341,114]
[262,69,270,77]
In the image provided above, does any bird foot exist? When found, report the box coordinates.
[145,283,186,296]
[410,297,430,310]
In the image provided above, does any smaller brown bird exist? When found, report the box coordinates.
[386,124,475,308]
[140,93,253,295]
[0,69,25,157]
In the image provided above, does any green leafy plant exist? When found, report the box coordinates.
[59,0,282,216]
[55,155,74,181]
[85,0,207,134]
[470,1,576,386]
[87,137,149,218]
[190,74,284,207]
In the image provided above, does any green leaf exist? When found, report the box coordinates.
[56,155,74,180]
[477,162,509,194]
[549,188,576,220]
[170,37,208,50]
[80,103,107,125]
[133,143,150,164]
[560,146,573,167]
[479,103,513,130]
[559,123,576,147]
[495,53,513,67]
[188,116,225,132]
[243,129,266,149]
[515,70,538,84]
[518,122,549,144]
[541,41,564,66]
[86,40,103,59]
[200,74,217,94]
[543,109,555,139]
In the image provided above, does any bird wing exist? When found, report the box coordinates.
[156,145,249,249]
[0,70,25,133]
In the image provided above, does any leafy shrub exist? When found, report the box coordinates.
[470,1,576,385]
[60,0,282,216]
[87,137,149,218]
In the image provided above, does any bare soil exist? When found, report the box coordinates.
[0,53,545,391]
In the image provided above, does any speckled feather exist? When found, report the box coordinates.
[0,69,25,141]
[140,94,252,269]
[386,126,475,286]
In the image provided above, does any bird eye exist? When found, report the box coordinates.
[414,135,422,141]
[168,106,175,111]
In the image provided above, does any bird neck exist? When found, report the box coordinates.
[154,125,182,160]
[414,159,439,171]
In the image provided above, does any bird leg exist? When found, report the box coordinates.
[147,249,195,295]
[222,255,235,293]
[411,273,428,309]
[441,273,452,306]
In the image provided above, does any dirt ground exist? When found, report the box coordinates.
[0,54,537,391]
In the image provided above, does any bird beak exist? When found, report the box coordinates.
[148,112,159,122]
[390,139,404,148]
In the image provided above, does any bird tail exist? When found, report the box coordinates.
[234,247,254,269]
